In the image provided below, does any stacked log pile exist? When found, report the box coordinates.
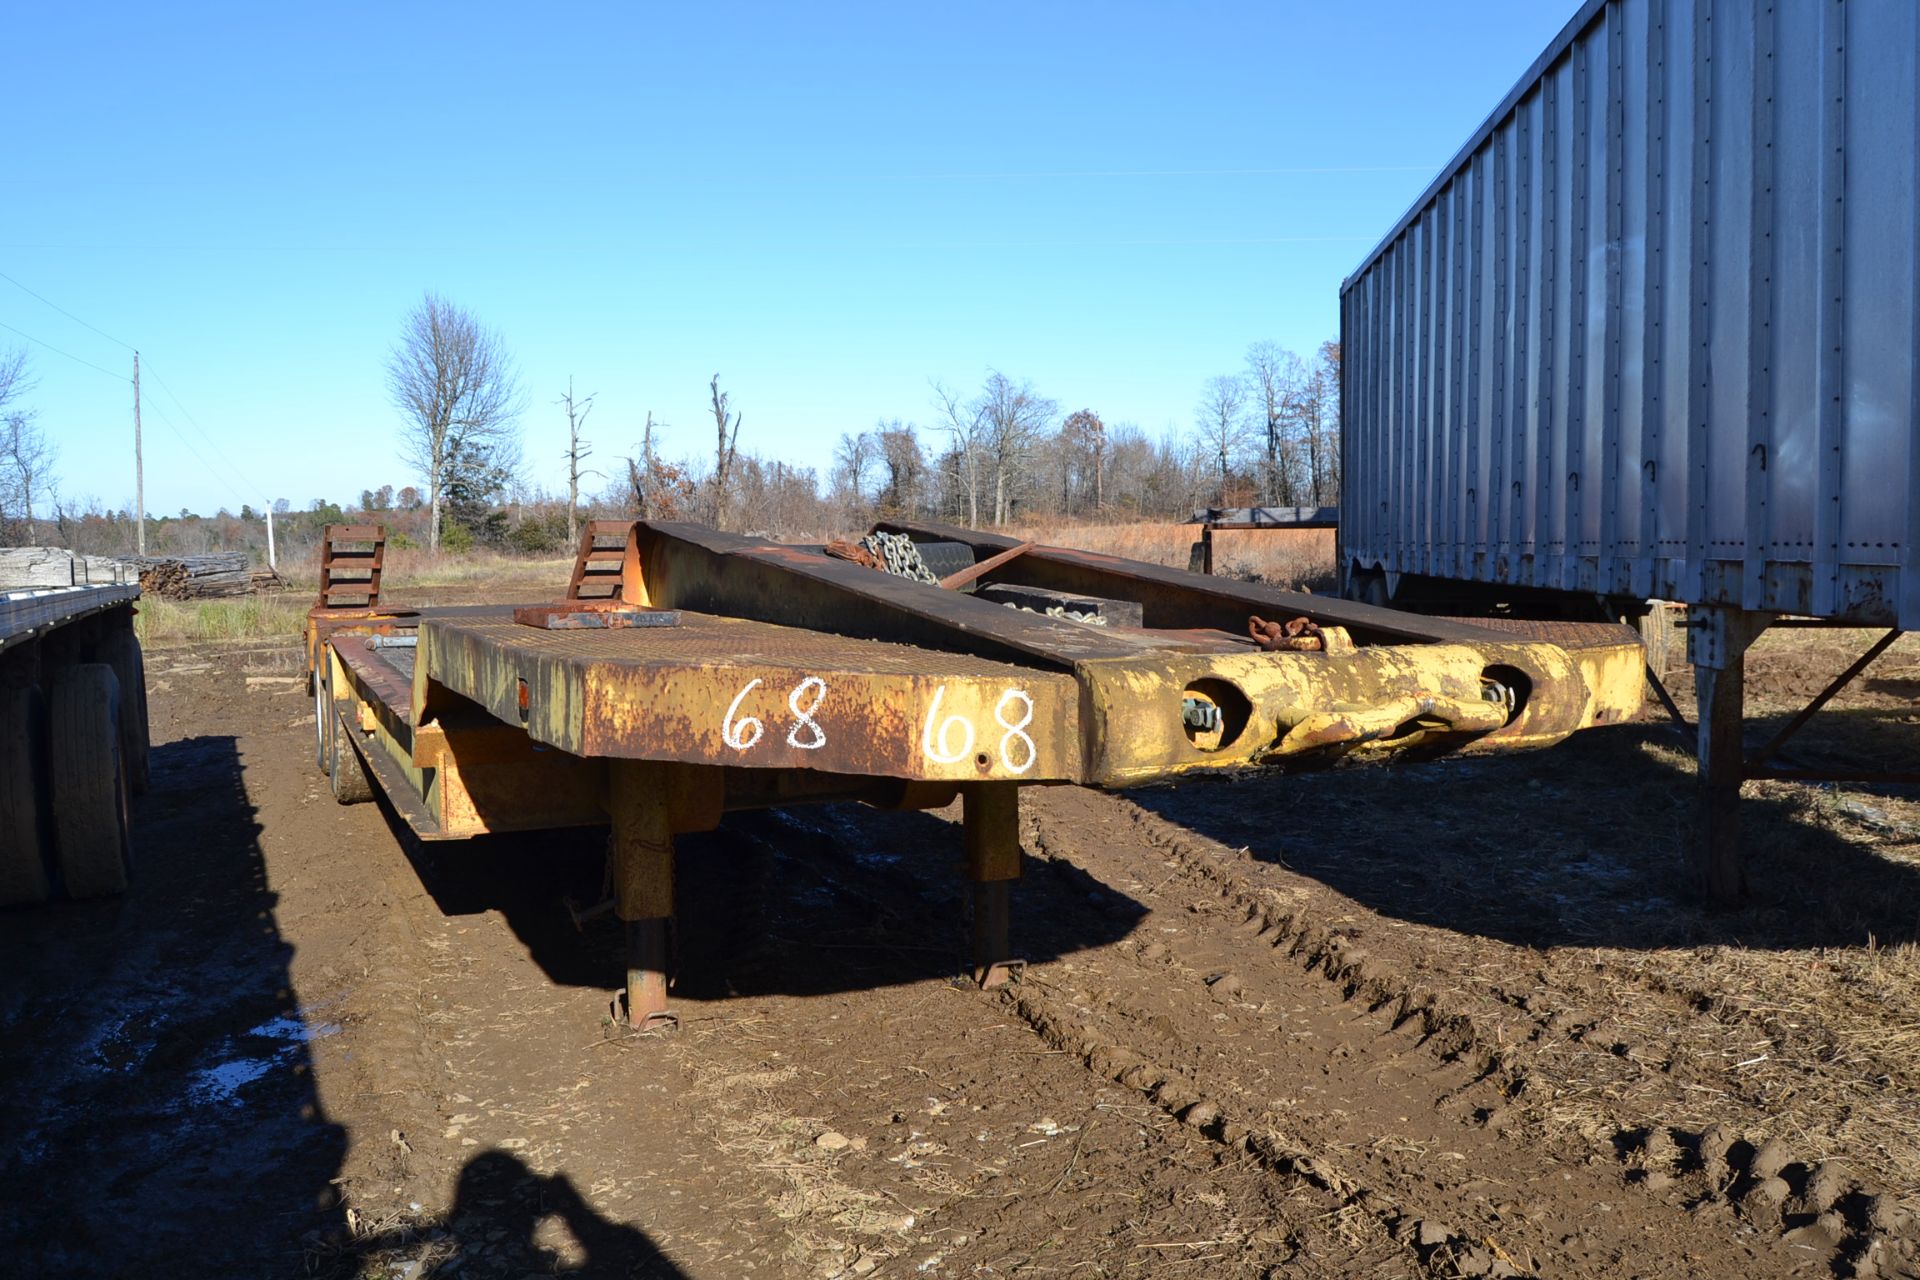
[125,553,253,599]
[0,547,265,596]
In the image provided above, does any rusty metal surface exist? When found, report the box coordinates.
[872,518,1518,648]
[308,519,1647,844]
[633,521,1229,667]
[1433,617,1642,650]
[423,610,1085,784]
[512,602,681,630]
[331,634,415,725]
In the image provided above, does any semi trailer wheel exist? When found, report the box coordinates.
[99,626,150,795]
[329,709,373,805]
[0,685,51,906]
[313,651,334,776]
[48,664,132,899]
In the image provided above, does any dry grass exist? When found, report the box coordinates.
[1013,520,1337,590]
[134,593,308,644]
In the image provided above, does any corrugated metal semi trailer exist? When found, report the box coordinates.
[1340,0,1918,625]
[1337,0,1919,900]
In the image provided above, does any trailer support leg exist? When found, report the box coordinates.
[963,783,1022,988]
[609,759,675,1028]
[1689,608,1770,906]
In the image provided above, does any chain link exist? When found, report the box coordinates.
[858,531,938,585]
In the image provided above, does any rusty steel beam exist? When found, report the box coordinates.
[872,517,1513,648]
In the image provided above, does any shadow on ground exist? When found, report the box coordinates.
[1130,718,1920,953]
[0,735,346,1275]
[343,1150,688,1278]
[386,798,1146,1002]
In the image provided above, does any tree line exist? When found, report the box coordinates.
[1,292,1344,562]
[382,292,1343,551]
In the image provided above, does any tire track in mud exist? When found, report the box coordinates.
[1004,785,1917,1279]
[804,791,1850,1276]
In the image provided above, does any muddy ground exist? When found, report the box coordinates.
[3,621,1919,1279]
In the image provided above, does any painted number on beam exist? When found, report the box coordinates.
[726,677,1039,772]
[923,685,1038,775]
[722,678,767,750]
[723,676,830,753]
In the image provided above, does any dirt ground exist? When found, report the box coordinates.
[3,617,1918,1279]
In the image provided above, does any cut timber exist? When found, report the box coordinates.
[48,663,131,899]
[0,686,51,905]
[0,547,75,589]
[126,552,253,599]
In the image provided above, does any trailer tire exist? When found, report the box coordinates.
[48,664,132,899]
[1635,602,1680,677]
[99,626,150,795]
[0,685,52,906]
[313,652,333,776]
[912,540,977,585]
[329,709,373,805]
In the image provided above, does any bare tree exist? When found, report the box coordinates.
[0,348,51,542]
[975,371,1057,525]
[1059,409,1107,515]
[557,378,598,546]
[930,380,985,527]
[1245,341,1307,505]
[1196,374,1251,504]
[707,374,742,529]
[874,421,925,518]
[623,411,682,520]
[386,294,523,551]
[1308,340,1342,503]
[832,430,873,509]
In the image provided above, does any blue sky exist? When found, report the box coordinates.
[4,1,1577,519]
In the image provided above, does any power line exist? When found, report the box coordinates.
[0,269,270,505]
[0,268,136,352]
[137,394,255,512]
[0,317,129,382]
[140,358,268,498]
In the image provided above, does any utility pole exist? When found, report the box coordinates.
[265,504,276,572]
[133,351,145,554]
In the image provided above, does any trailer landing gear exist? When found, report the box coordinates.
[609,760,677,1032]
[964,783,1024,989]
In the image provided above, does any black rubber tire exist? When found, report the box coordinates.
[314,649,333,776]
[0,685,52,906]
[329,708,373,805]
[99,626,149,795]
[48,664,131,899]
[913,540,977,585]
[1360,572,1391,609]
[1635,602,1680,677]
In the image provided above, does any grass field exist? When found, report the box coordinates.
[1013,520,1337,590]
[134,594,311,645]
[136,549,574,643]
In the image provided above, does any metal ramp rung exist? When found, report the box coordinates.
[318,523,386,609]
[567,521,636,601]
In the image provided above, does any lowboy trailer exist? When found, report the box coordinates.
[305,520,1643,1027]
